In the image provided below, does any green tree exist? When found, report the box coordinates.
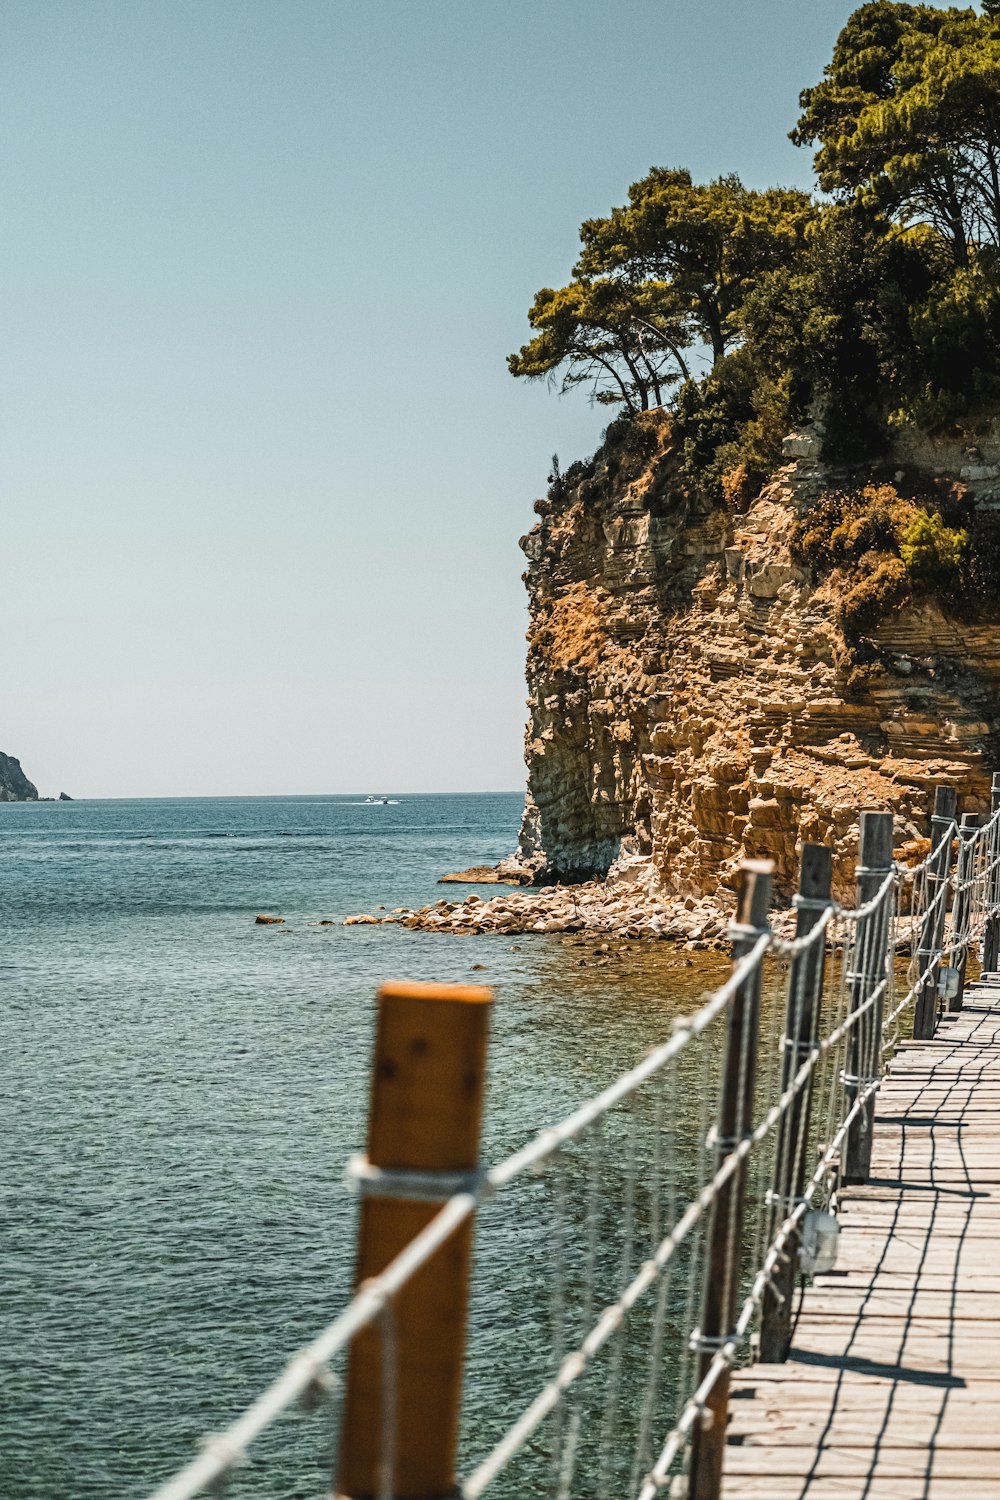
[507,276,692,414]
[739,204,943,455]
[908,248,1000,422]
[575,168,815,363]
[794,3,1000,265]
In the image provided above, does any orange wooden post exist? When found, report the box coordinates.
[336,980,492,1500]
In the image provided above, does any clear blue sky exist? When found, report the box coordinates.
[3,0,852,796]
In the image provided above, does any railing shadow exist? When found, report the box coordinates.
[770,1000,998,1498]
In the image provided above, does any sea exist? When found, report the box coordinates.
[1,793,732,1500]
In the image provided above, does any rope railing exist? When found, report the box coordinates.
[145,774,1000,1500]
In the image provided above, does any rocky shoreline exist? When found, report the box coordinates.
[343,878,798,949]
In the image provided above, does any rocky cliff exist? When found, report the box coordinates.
[506,415,1000,901]
[0,752,39,802]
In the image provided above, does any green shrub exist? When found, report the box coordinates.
[792,485,914,572]
[899,511,968,588]
[792,483,969,641]
[673,350,790,505]
[840,556,910,637]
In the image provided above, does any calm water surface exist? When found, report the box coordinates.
[1,795,729,1499]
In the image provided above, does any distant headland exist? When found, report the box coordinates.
[0,751,71,803]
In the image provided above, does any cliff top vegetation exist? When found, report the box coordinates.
[509,1,1000,501]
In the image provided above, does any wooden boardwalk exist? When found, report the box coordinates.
[726,978,1000,1498]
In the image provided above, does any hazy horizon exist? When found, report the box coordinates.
[3,0,853,797]
[6,788,526,800]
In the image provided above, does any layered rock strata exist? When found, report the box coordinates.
[504,418,1000,902]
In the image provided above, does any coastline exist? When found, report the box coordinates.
[343,877,796,949]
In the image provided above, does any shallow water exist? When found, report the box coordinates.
[0,794,731,1499]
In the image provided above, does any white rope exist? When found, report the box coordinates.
[148,795,1000,1500]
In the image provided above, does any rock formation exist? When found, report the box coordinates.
[504,415,1000,901]
[0,752,39,803]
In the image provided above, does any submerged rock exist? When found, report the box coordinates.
[438,865,526,885]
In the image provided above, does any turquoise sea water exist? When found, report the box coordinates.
[1,794,729,1500]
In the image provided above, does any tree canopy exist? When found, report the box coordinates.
[508,171,814,416]
[793,2,1000,264]
[509,2,1000,491]
[575,170,815,363]
[507,275,693,415]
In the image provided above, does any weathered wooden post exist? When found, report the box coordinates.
[982,772,1000,973]
[844,810,894,1186]
[914,786,958,1040]
[760,843,832,1362]
[951,813,983,1010]
[336,980,492,1500]
[689,859,773,1500]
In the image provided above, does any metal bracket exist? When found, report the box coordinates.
[345,1154,493,1203]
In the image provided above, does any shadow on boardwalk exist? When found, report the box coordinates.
[726,993,1000,1500]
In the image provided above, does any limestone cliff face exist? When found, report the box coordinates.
[509,417,1000,900]
[0,752,39,803]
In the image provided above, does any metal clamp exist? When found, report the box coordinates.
[840,1070,880,1089]
[688,1328,738,1355]
[706,1128,744,1152]
[727,920,771,943]
[345,1154,493,1204]
[782,1036,817,1056]
[793,894,837,913]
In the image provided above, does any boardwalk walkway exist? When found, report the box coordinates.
[726,976,1000,1498]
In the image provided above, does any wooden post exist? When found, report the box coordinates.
[336,980,492,1500]
[844,811,894,1186]
[759,843,832,1363]
[952,813,982,1010]
[689,859,773,1500]
[914,786,958,1040]
[983,773,1000,973]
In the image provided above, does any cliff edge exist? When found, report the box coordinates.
[506,415,1000,901]
[0,752,39,803]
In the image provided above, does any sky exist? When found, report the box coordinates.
[2,0,856,797]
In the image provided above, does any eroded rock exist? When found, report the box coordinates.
[506,414,995,903]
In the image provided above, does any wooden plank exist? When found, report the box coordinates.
[722,980,1000,1492]
[777,1290,997,1319]
[728,1413,1000,1446]
[731,1379,1000,1405]
[731,1374,984,1401]
[728,1483,1000,1498]
[723,1446,1000,1477]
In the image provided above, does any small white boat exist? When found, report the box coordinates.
[364,795,390,805]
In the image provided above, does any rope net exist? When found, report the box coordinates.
[147,798,1000,1500]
